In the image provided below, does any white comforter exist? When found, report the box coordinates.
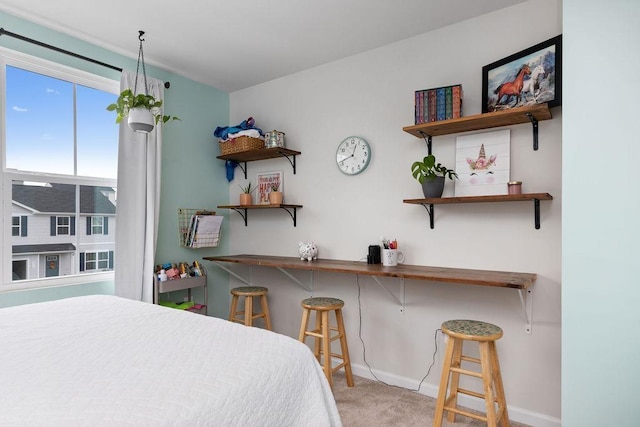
[0,295,341,426]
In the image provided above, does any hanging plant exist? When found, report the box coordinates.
[106,88,179,125]
[105,31,179,132]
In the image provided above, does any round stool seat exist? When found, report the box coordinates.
[301,297,344,310]
[442,319,503,342]
[231,286,268,296]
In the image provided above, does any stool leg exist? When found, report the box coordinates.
[229,295,239,322]
[244,296,253,327]
[433,336,456,427]
[298,308,310,342]
[313,310,322,361]
[446,337,463,423]
[321,310,333,388]
[260,294,272,331]
[335,308,354,387]
[479,341,498,427]
[489,341,510,427]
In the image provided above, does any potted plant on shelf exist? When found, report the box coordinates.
[106,89,180,133]
[239,182,256,206]
[268,182,283,205]
[410,154,458,198]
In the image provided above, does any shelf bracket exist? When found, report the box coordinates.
[279,206,298,226]
[237,162,248,179]
[526,112,539,151]
[419,203,435,229]
[418,131,433,155]
[230,208,248,226]
[277,152,297,174]
[533,198,541,229]
[370,276,405,313]
[518,287,533,334]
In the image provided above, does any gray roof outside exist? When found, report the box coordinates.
[13,243,77,254]
[12,183,115,215]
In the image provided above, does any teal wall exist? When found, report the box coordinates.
[0,12,230,315]
[563,1,640,425]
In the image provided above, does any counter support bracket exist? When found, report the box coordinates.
[370,276,405,314]
[211,261,252,286]
[518,287,533,334]
[275,267,313,293]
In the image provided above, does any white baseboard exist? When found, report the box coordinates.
[349,363,561,427]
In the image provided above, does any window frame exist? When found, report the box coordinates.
[1,46,119,291]
[83,250,112,271]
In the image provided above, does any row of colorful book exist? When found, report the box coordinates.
[414,84,462,124]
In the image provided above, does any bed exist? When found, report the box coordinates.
[0,295,342,426]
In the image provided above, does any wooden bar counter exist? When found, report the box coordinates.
[203,254,536,290]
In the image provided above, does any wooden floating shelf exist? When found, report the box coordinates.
[216,147,301,162]
[402,104,552,138]
[216,147,301,178]
[402,193,553,205]
[403,193,553,230]
[218,204,303,227]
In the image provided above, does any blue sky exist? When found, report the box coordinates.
[5,65,118,179]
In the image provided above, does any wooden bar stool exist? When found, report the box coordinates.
[228,286,272,330]
[298,297,354,389]
[433,319,509,427]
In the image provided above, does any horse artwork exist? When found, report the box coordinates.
[493,64,530,109]
[521,64,546,102]
[482,35,562,113]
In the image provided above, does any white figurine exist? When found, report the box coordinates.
[298,241,318,261]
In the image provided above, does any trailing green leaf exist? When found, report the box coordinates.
[106,88,180,125]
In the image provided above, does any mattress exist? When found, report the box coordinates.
[0,295,342,426]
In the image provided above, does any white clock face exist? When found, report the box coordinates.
[336,136,371,175]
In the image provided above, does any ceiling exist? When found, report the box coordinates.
[0,0,525,92]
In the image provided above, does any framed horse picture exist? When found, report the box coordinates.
[482,35,562,113]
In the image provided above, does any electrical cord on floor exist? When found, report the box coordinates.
[356,273,440,392]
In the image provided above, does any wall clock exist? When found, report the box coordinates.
[336,136,371,175]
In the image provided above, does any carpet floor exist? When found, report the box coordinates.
[332,372,530,427]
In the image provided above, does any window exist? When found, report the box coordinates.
[56,216,71,235]
[81,251,113,271]
[87,216,109,235]
[11,216,27,237]
[1,48,119,288]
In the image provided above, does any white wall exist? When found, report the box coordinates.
[227,1,562,424]
[563,1,640,426]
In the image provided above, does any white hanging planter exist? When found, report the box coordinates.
[128,107,154,133]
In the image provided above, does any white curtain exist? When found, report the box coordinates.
[114,70,164,302]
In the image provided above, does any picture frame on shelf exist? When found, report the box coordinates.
[482,34,562,113]
[454,129,510,197]
[256,171,283,205]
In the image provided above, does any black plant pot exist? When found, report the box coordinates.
[421,176,445,198]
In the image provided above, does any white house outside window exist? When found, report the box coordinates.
[1,48,119,289]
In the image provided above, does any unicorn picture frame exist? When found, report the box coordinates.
[482,35,562,113]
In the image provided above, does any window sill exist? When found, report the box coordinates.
[1,271,114,293]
